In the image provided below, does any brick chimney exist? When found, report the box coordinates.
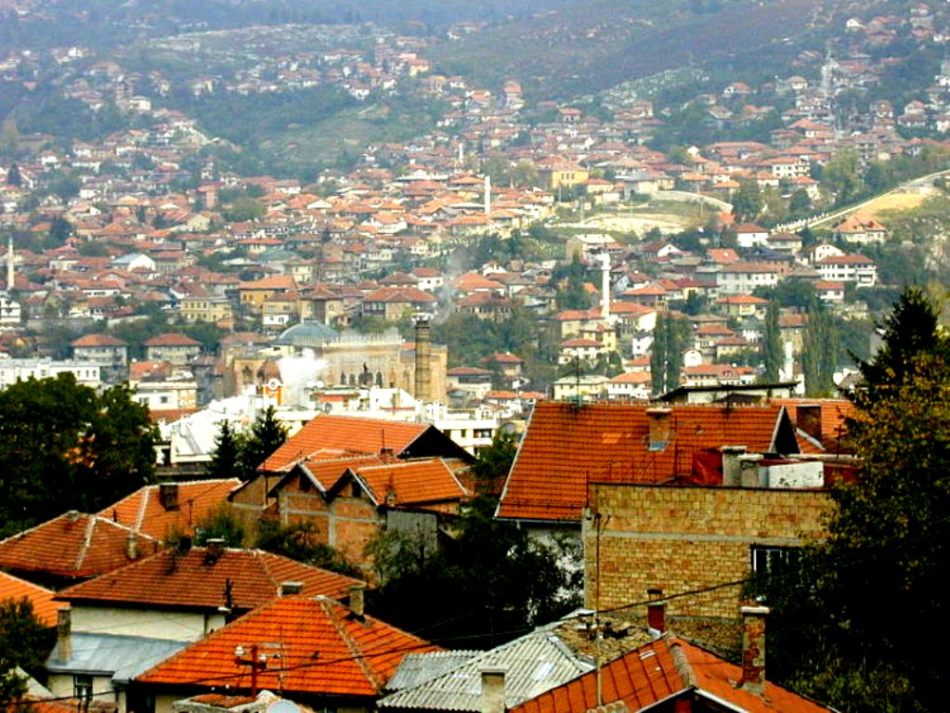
[414,317,432,402]
[646,588,666,633]
[56,608,71,663]
[479,667,506,713]
[796,404,822,442]
[738,605,770,694]
[721,445,747,486]
[348,582,366,618]
[646,407,672,451]
[204,538,225,564]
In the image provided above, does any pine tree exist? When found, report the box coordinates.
[802,299,837,396]
[207,420,244,480]
[240,406,287,479]
[6,162,21,187]
[650,313,687,395]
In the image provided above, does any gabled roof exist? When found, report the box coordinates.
[143,332,201,348]
[351,459,469,507]
[511,635,831,713]
[136,595,438,699]
[98,478,241,541]
[56,547,361,612]
[0,513,159,582]
[497,402,798,523]
[262,415,471,472]
[71,334,128,348]
[0,570,60,626]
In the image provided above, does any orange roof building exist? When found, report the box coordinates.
[0,570,60,626]
[135,595,438,707]
[496,402,800,523]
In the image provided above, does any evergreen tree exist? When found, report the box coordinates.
[802,299,837,396]
[206,420,244,479]
[6,162,21,187]
[751,289,950,711]
[240,406,287,479]
[650,313,687,395]
[762,300,783,382]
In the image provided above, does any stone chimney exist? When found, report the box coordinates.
[738,605,770,694]
[159,482,180,511]
[796,404,822,442]
[348,582,366,618]
[414,317,432,401]
[646,588,666,633]
[646,407,672,451]
[126,533,138,560]
[56,608,71,663]
[739,454,764,488]
[720,445,747,486]
[479,667,506,713]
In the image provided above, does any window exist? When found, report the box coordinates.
[750,545,800,575]
[74,674,93,702]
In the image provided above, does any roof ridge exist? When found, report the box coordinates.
[74,515,98,573]
[134,487,150,532]
[667,637,697,691]
[320,597,385,693]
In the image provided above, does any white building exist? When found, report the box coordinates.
[0,359,101,389]
[815,254,877,287]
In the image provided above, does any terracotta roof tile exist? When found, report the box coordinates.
[0,513,159,582]
[135,596,438,699]
[355,459,469,507]
[0,570,60,626]
[143,333,202,347]
[262,415,430,472]
[56,547,361,612]
[99,479,241,541]
[497,402,796,522]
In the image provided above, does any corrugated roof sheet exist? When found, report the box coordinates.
[378,625,594,711]
[386,651,481,692]
[47,632,188,683]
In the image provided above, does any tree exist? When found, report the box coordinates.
[193,503,246,547]
[650,313,689,395]
[822,150,865,207]
[788,189,811,217]
[0,598,55,711]
[751,289,950,711]
[206,420,245,480]
[0,375,158,536]
[731,179,763,222]
[762,300,782,382]
[802,299,837,396]
[239,406,287,479]
[473,431,518,482]
[6,162,21,187]
[255,520,360,577]
[366,495,580,648]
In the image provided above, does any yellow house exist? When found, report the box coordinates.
[536,158,589,190]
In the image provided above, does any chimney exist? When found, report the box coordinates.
[279,581,303,596]
[66,510,81,522]
[739,605,770,694]
[159,482,179,511]
[646,588,666,633]
[739,454,764,488]
[204,538,225,564]
[479,667,506,713]
[646,408,672,451]
[721,445,747,486]
[414,317,432,402]
[177,535,193,554]
[796,404,822,443]
[348,582,366,618]
[126,533,138,560]
[56,608,71,663]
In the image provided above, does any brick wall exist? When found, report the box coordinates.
[583,484,832,619]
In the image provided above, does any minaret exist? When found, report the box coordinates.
[484,174,491,216]
[5,235,13,292]
[414,317,432,402]
[599,251,611,320]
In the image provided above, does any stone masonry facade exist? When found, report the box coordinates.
[583,484,833,620]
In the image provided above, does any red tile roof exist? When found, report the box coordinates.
[71,334,128,347]
[143,332,202,347]
[0,513,159,582]
[0,570,60,626]
[354,459,469,507]
[497,402,796,522]
[136,595,438,699]
[262,415,429,472]
[511,636,830,713]
[56,547,361,612]
[99,479,241,541]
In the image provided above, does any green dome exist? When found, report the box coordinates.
[275,321,338,346]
